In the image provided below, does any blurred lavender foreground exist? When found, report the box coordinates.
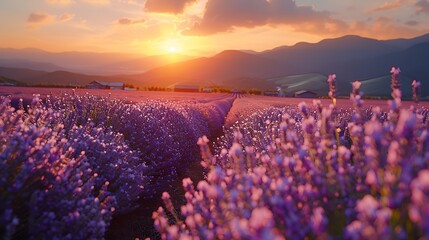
[155,68,429,240]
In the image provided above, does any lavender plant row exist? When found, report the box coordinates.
[155,69,429,239]
[1,92,235,239]
[0,96,117,239]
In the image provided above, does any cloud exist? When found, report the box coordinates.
[405,20,419,26]
[45,0,73,4]
[182,0,347,36]
[350,16,426,39]
[27,12,75,28]
[118,0,139,4]
[145,0,196,14]
[416,0,429,14]
[27,12,55,25]
[116,17,145,26]
[59,13,75,22]
[81,0,110,5]
[368,0,406,13]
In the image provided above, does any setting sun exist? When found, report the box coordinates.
[167,45,179,54]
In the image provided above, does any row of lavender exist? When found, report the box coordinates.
[154,68,429,239]
[0,92,235,239]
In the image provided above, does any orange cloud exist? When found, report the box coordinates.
[350,16,427,39]
[368,0,405,13]
[82,0,110,5]
[405,20,419,26]
[27,12,55,25]
[27,12,75,28]
[416,0,429,14]
[182,0,348,36]
[59,13,75,22]
[145,0,196,14]
[45,0,73,4]
[116,17,145,26]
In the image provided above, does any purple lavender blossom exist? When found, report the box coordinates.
[327,74,337,101]
[412,80,421,104]
[390,67,401,91]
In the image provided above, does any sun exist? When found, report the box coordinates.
[162,38,184,55]
[168,45,179,54]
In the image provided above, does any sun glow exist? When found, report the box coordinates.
[161,38,184,55]
[168,45,179,53]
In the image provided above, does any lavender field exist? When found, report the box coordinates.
[1,69,429,239]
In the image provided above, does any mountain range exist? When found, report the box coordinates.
[1,33,429,98]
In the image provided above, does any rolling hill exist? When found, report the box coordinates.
[0,75,23,86]
[359,75,413,98]
[267,73,329,97]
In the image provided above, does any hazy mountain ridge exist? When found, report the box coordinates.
[382,33,429,49]
[0,59,70,73]
[134,34,429,94]
[0,33,428,96]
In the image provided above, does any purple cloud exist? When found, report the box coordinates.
[27,12,53,24]
[116,17,145,26]
[182,0,347,36]
[416,0,429,14]
[145,0,196,14]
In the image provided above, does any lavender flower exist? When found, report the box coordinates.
[327,74,337,102]
[412,80,421,104]
[390,67,401,91]
[409,170,429,238]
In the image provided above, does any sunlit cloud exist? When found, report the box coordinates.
[368,0,408,13]
[27,12,55,25]
[415,0,429,14]
[350,16,427,39]
[145,0,197,14]
[81,0,110,5]
[182,0,348,36]
[117,0,139,4]
[59,13,75,22]
[45,0,74,5]
[27,12,75,28]
[116,17,145,26]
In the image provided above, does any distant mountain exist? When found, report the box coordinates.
[127,50,283,88]
[0,67,128,86]
[332,41,429,95]
[259,35,401,75]
[0,59,69,72]
[0,48,196,75]
[1,33,428,97]
[0,48,141,75]
[128,34,429,92]
[382,33,429,49]
[0,67,47,81]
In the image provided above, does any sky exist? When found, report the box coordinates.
[0,0,429,56]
